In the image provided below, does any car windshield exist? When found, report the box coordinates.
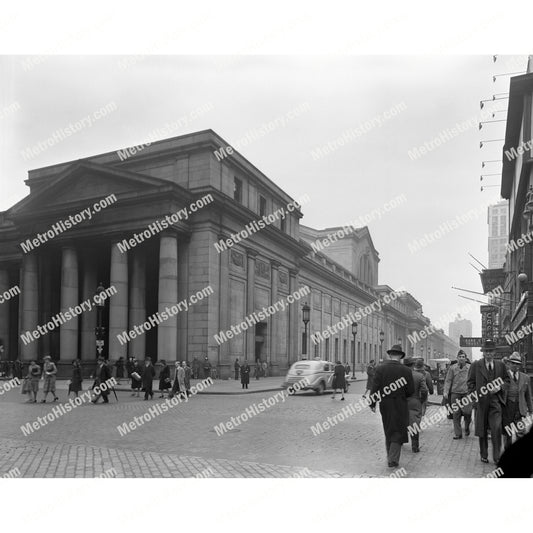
[293,364,310,369]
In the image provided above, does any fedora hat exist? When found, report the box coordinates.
[414,358,425,370]
[387,344,405,358]
[481,339,496,351]
[508,352,522,365]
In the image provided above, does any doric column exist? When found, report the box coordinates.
[60,246,79,360]
[20,254,39,360]
[109,243,128,359]
[129,251,146,358]
[288,268,299,366]
[269,260,280,369]
[217,233,230,369]
[0,269,11,359]
[158,233,178,362]
[40,258,52,356]
[245,248,257,360]
[80,252,97,360]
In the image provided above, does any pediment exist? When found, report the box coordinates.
[8,161,174,217]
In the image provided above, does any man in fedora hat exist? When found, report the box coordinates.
[369,344,414,467]
[502,352,532,451]
[91,356,112,404]
[444,350,473,439]
[467,339,508,464]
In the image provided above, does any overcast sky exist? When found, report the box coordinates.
[1,54,527,351]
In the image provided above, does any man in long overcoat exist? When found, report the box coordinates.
[141,356,156,400]
[370,344,415,468]
[467,339,508,464]
[91,357,112,404]
[240,360,250,389]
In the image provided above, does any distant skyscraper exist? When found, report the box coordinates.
[449,314,473,358]
[488,200,509,269]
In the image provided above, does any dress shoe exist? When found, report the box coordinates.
[465,428,470,436]
[453,435,462,440]
[388,461,399,467]
[480,457,489,463]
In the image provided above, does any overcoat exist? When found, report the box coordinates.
[141,363,155,388]
[467,359,508,437]
[158,365,171,391]
[502,371,533,417]
[69,366,83,393]
[241,363,250,385]
[370,360,414,444]
[407,369,428,427]
[333,363,346,390]
[366,364,375,390]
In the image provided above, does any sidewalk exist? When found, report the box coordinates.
[46,372,368,395]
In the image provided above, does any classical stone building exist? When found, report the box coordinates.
[0,129,457,376]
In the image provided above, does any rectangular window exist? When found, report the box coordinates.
[314,342,319,358]
[234,177,242,203]
[259,195,267,217]
[325,338,330,361]
[343,339,347,360]
[334,338,339,358]
[280,216,286,232]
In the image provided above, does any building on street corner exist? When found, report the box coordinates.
[0,130,457,376]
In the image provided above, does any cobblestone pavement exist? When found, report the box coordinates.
[0,381,501,478]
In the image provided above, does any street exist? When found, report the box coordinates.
[0,379,500,478]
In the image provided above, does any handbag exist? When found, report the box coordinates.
[20,378,31,394]
[131,371,141,381]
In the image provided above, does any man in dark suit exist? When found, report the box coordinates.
[467,339,509,464]
[141,356,156,400]
[502,352,532,450]
[370,344,415,468]
[92,356,112,404]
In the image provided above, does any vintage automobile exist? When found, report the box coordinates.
[281,359,349,395]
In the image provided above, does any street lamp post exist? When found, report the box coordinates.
[352,321,358,379]
[379,330,384,360]
[302,302,310,359]
[95,282,106,359]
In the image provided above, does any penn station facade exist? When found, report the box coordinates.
[0,130,458,377]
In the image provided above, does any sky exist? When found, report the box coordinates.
[1,54,527,352]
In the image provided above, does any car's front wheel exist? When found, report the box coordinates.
[315,381,325,395]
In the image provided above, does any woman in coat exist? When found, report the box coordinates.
[158,360,171,398]
[240,360,250,389]
[130,359,142,397]
[26,360,41,403]
[115,357,125,381]
[41,355,59,403]
[331,361,346,400]
[183,361,191,397]
[68,359,83,398]
[363,360,376,398]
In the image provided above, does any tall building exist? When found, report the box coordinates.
[488,200,509,268]
[448,314,473,358]
[500,56,533,375]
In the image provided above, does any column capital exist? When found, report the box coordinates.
[288,268,299,277]
[245,247,258,259]
[270,260,281,270]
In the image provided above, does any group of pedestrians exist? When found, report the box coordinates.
[370,340,533,473]
[21,356,59,403]
[126,357,194,400]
